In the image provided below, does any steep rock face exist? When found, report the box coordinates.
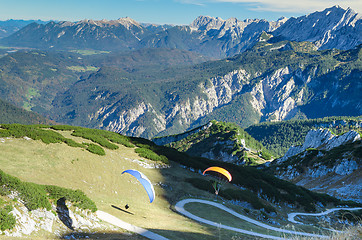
[156,67,306,137]
[274,129,361,203]
[95,102,160,137]
[249,67,303,121]
[280,129,361,162]
[272,6,362,50]
[87,68,253,138]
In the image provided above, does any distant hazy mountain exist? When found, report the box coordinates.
[0,19,49,38]
[140,16,286,58]
[1,6,360,58]
[0,17,172,51]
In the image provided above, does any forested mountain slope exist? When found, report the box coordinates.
[0,98,53,125]
[153,120,273,166]
[49,41,362,138]
[245,116,362,156]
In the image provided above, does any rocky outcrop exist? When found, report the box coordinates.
[278,157,361,203]
[275,129,361,203]
[0,197,118,238]
[279,129,360,162]
[249,67,302,121]
[200,140,240,163]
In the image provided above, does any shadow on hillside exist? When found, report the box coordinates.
[59,228,238,240]
[111,204,134,215]
[56,197,74,230]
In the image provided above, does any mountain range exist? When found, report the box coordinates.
[0,5,360,140]
[1,6,361,58]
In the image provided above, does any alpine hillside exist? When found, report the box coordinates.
[153,120,273,166]
[1,123,360,239]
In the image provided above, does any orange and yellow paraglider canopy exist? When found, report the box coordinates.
[202,166,232,182]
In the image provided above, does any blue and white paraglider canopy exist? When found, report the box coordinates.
[122,169,155,203]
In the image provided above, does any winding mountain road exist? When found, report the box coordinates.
[175,199,361,240]
[96,199,361,240]
[288,207,362,224]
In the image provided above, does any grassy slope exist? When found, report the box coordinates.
[0,125,357,239]
[0,134,210,239]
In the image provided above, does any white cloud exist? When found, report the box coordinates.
[209,0,362,14]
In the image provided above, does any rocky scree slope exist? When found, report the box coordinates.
[0,197,116,238]
[271,128,361,203]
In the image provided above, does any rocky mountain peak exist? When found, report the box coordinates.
[115,17,142,29]
[190,15,225,30]
[272,5,361,49]
[73,17,142,29]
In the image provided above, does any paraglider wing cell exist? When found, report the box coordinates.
[202,166,232,182]
[122,169,155,203]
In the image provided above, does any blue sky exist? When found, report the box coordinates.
[0,0,361,25]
